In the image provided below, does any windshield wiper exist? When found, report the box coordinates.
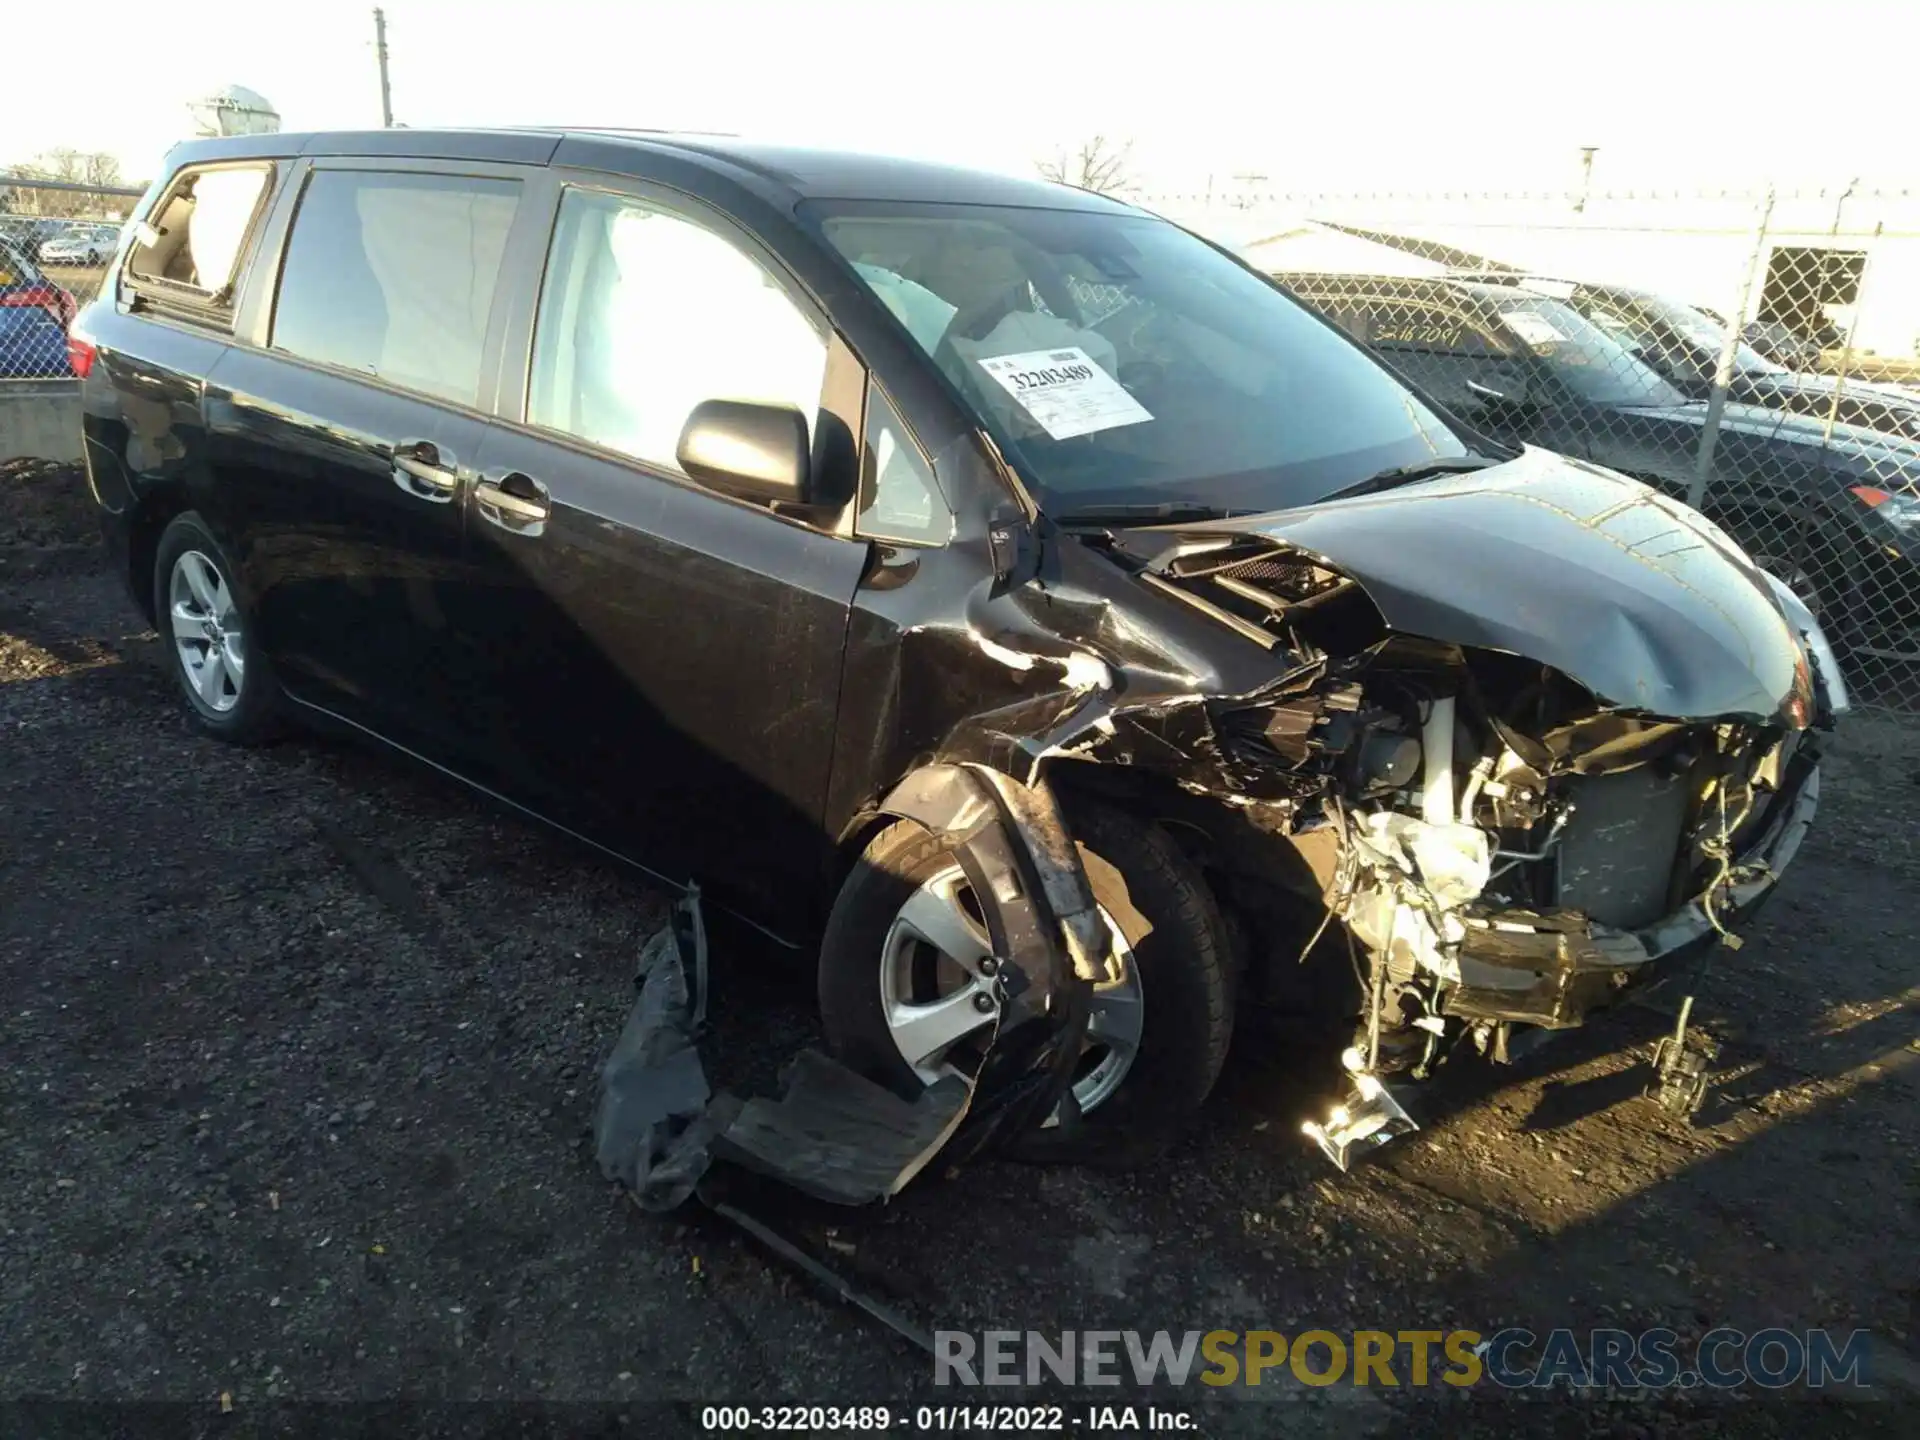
[1050,502,1248,529]
[1319,454,1501,503]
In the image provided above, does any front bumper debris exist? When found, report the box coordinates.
[593,767,1096,1214]
[1301,1069,1418,1172]
[592,887,976,1210]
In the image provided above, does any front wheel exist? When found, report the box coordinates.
[819,800,1235,1165]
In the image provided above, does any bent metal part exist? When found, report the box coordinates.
[599,441,1838,1201]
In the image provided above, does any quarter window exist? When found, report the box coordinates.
[528,189,827,473]
[271,169,521,408]
[127,163,273,307]
[858,381,950,546]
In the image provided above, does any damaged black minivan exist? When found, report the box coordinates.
[78,130,1841,1172]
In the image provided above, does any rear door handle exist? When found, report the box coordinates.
[474,470,550,531]
[392,439,460,502]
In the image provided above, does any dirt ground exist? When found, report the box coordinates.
[2,459,1916,1437]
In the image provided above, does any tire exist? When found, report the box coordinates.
[819,800,1234,1166]
[152,511,281,745]
[1744,513,1870,660]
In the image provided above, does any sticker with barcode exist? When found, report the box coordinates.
[974,346,1152,441]
[1501,312,1568,347]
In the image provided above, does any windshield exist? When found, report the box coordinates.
[811,202,1472,513]
[1490,295,1689,409]
[1627,292,1786,376]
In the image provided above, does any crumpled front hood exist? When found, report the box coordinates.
[1166,448,1814,726]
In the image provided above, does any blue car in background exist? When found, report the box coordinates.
[0,236,77,378]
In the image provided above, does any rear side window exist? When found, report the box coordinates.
[127,163,273,306]
[271,170,521,408]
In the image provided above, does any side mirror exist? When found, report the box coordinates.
[675,399,812,507]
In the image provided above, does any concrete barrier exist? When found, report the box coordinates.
[0,381,83,464]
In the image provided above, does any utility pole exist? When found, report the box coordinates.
[1575,145,1597,213]
[374,8,394,128]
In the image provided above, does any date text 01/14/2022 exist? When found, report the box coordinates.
[697,1403,1197,1430]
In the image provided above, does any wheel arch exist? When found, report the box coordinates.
[126,483,192,624]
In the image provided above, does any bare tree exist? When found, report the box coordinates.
[1,150,134,219]
[1036,136,1137,197]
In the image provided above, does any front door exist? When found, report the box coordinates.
[455,184,871,921]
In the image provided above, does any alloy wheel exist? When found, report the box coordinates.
[168,549,246,714]
[878,861,1145,1116]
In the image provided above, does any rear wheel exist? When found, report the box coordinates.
[820,801,1234,1165]
[152,512,281,745]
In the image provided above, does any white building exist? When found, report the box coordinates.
[1178,189,1920,364]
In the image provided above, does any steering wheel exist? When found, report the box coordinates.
[949,279,1032,345]
[930,279,1033,415]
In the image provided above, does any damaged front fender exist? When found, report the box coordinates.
[597,765,1098,1211]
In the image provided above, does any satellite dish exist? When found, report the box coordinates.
[187,85,282,138]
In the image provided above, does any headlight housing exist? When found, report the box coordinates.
[1763,570,1851,717]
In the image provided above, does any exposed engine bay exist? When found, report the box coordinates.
[1066,489,1833,1166]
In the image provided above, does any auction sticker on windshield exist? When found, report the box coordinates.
[975,347,1153,441]
[1501,312,1568,347]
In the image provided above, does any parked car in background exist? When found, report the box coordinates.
[71,129,1836,1178]
[39,226,113,267]
[0,236,77,377]
[1743,318,1835,373]
[0,216,67,263]
[1491,276,1920,440]
[1276,272,1920,660]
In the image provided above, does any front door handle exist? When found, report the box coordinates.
[474,470,550,531]
[392,439,460,503]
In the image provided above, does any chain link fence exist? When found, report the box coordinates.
[1135,185,1920,714]
[1,176,140,380]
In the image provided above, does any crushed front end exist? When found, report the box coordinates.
[1071,458,1841,1167]
[1295,646,1823,1164]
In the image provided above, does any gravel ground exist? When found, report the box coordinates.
[2,460,1916,1437]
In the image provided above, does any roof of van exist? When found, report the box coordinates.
[159,128,1135,214]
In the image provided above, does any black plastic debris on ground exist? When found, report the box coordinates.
[593,886,981,1352]
[592,888,722,1212]
[593,887,975,1214]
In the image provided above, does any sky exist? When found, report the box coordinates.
[7,0,1917,199]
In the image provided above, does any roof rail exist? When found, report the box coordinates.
[521,125,743,139]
